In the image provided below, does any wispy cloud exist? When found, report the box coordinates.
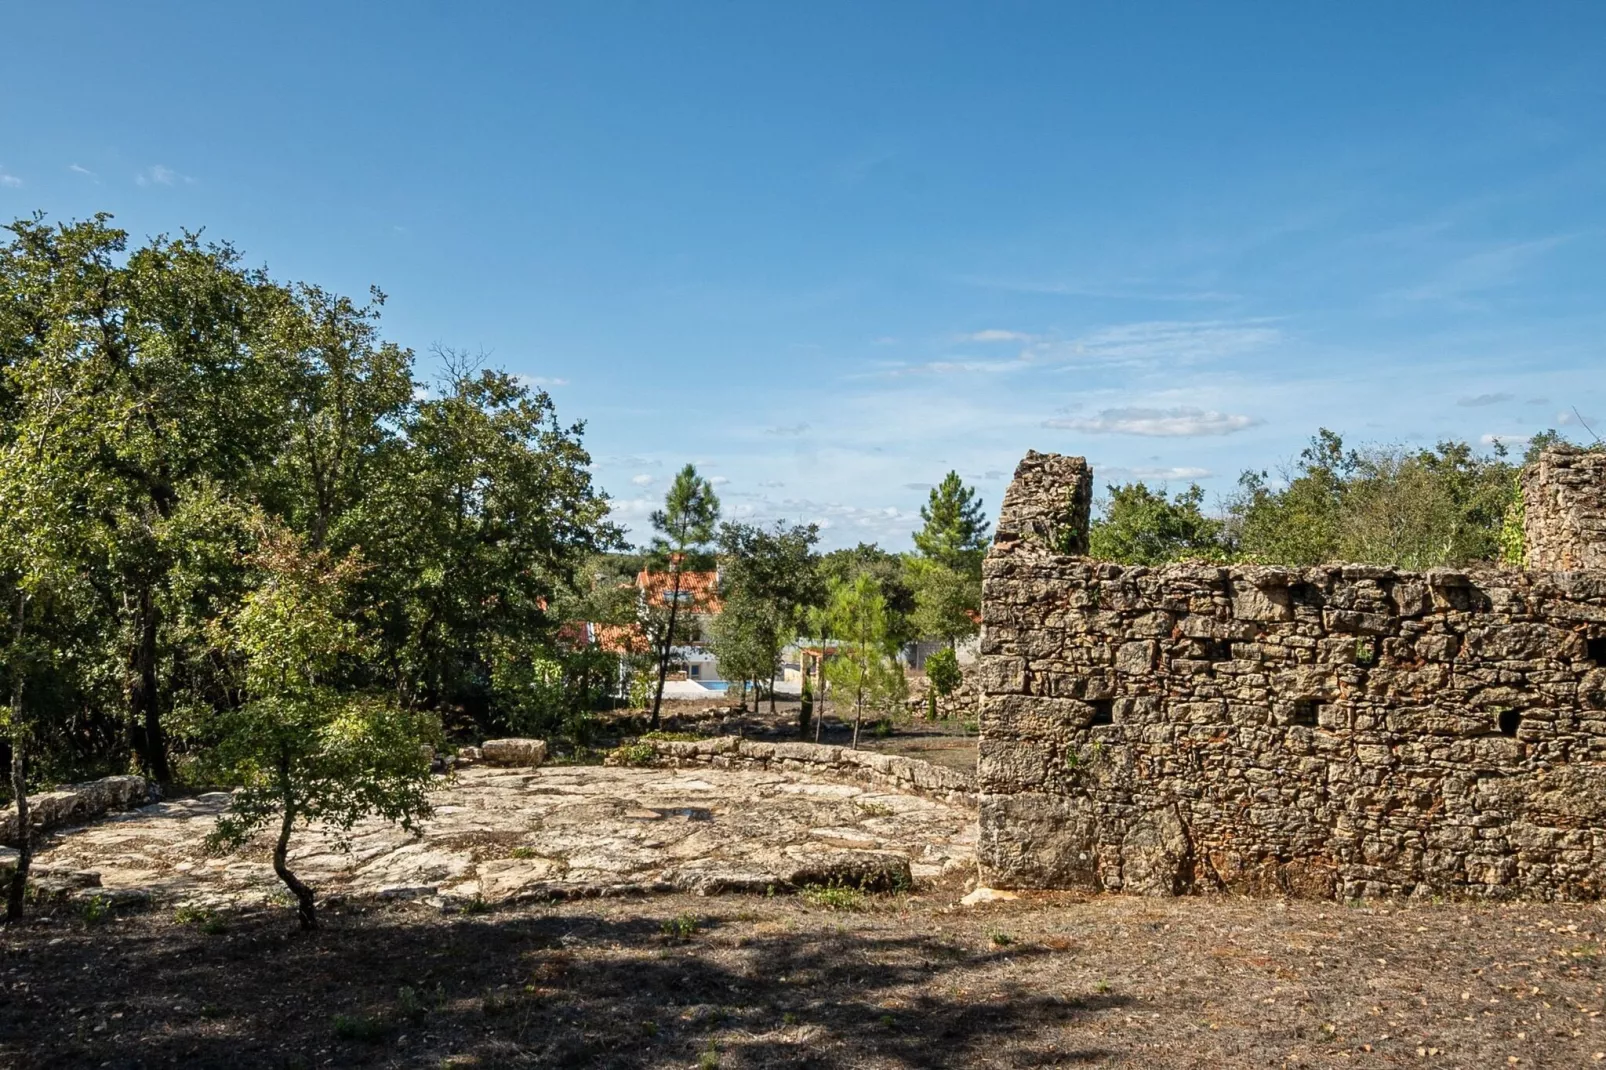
[68,163,98,182]
[1100,465,1215,482]
[962,329,1034,343]
[630,474,656,486]
[959,275,1238,303]
[709,476,730,487]
[1389,234,1576,306]
[1045,406,1258,437]
[1559,409,1599,428]
[1481,433,1530,447]
[517,374,569,388]
[0,167,21,188]
[135,164,194,186]
[1456,392,1514,407]
[766,423,810,436]
[903,482,934,491]
[1050,319,1282,366]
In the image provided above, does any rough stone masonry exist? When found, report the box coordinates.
[977,446,1606,901]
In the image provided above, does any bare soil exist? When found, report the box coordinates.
[4,878,1603,1069]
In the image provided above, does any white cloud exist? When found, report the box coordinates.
[630,474,656,486]
[1457,392,1514,407]
[1045,406,1257,437]
[903,482,934,491]
[1054,319,1282,366]
[1100,465,1214,481]
[963,329,1033,343]
[517,374,569,388]
[1481,433,1530,447]
[766,423,810,436]
[68,163,98,181]
[136,164,193,186]
[709,476,730,486]
[757,480,785,488]
[0,167,21,188]
[1559,410,1599,428]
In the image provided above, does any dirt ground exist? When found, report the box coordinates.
[4,878,1603,1069]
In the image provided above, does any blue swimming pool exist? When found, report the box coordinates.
[699,681,730,692]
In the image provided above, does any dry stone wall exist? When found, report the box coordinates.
[977,451,1606,901]
[1523,446,1606,571]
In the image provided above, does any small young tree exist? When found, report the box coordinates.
[1088,482,1227,565]
[205,525,439,930]
[646,465,720,729]
[924,645,962,699]
[707,590,779,711]
[821,574,903,749]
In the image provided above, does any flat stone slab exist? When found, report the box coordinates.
[30,764,975,910]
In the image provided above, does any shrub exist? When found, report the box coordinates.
[925,646,961,698]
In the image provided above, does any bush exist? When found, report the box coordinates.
[925,647,961,697]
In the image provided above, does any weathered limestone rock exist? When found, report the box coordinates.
[30,764,975,909]
[978,450,1606,902]
[480,738,548,767]
[1523,446,1606,571]
[0,775,149,845]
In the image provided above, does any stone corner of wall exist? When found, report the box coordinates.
[990,450,1094,557]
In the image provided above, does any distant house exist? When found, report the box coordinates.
[582,565,729,691]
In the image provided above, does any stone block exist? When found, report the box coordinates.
[480,739,548,767]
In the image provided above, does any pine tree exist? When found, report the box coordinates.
[912,471,988,574]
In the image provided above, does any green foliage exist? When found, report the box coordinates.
[908,557,980,646]
[200,524,439,928]
[912,471,989,574]
[711,520,822,706]
[1229,430,1523,568]
[924,646,962,697]
[821,575,907,748]
[1499,474,1526,566]
[799,883,867,910]
[1088,483,1226,564]
[608,741,656,766]
[660,912,700,940]
[645,465,721,725]
[819,544,917,647]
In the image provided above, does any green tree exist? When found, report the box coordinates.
[923,645,962,699]
[707,589,778,710]
[714,521,822,711]
[820,543,917,648]
[0,348,116,919]
[0,214,292,782]
[202,525,439,930]
[908,557,981,648]
[821,575,905,749]
[646,465,720,728]
[358,355,619,728]
[912,471,989,574]
[1088,483,1226,564]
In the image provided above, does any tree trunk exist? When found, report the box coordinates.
[852,683,865,750]
[5,734,29,923]
[649,563,683,730]
[128,582,170,783]
[814,653,826,743]
[272,763,317,930]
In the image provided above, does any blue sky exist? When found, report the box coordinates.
[4,3,1603,549]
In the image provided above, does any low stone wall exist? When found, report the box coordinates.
[977,449,1606,902]
[631,738,978,810]
[1,776,150,846]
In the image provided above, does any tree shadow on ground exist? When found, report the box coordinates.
[2,900,1127,1069]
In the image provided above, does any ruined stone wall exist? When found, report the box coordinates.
[977,453,1606,901]
[1523,446,1606,571]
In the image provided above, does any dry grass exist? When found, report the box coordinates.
[2,882,1603,1068]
